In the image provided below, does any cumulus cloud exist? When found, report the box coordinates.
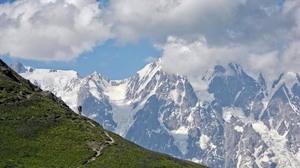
[247,51,280,80]
[106,0,246,44]
[106,0,291,46]
[281,0,300,60]
[102,0,299,81]
[147,0,299,82]
[282,42,300,72]
[158,34,298,82]
[158,36,247,75]
[1,0,300,80]
[0,0,113,61]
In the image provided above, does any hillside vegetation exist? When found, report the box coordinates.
[0,59,207,168]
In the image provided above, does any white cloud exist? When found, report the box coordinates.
[148,0,299,82]
[0,0,113,61]
[159,36,246,75]
[158,34,298,83]
[143,56,158,63]
[103,0,300,81]
[105,0,291,46]
[283,0,300,38]
[282,42,300,72]
[106,0,249,44]
[247,51,280,80]
[1,0,300,81]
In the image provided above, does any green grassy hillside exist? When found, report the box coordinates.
[0,59,207,168]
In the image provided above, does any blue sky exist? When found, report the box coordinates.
[1,38,161,79]
[0,0,300,81]
[0,0,162,79]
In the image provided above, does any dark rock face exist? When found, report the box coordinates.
[115,63,300,168]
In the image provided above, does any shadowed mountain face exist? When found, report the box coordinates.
[11,60,300,168]
[0,59,206,168]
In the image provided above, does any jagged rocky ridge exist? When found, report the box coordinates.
[11,60,300,168]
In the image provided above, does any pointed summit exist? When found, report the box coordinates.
[10,61,27,73]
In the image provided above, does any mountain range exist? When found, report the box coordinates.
[0,59,206,167]
[10,59,300,168]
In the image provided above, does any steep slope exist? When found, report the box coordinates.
[10,60,300,168]
[0,59,206,168]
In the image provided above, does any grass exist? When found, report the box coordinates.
[0,97,109,168]
[0,59,208,168]
[83,132,204,168]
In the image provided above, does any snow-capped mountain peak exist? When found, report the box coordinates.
[11,60,300,168]
[10,61,27,73]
